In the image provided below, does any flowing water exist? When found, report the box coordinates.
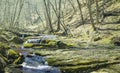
[14,35,61,73]
[17,47,61,73]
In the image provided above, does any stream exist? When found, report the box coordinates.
[13,35,61,73]
[15,47,61,73]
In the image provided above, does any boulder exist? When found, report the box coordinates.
[111,37,120,46]
[0,55,7,72]
[56,41,67,48]
[7,49,19,63]
[13,55,25,64]
[10,36,24,44]
[4,65,23,73]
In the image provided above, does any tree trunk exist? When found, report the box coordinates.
[43,0,53,33]
[77,0,84,25]
[57,0,61,31]
[87,0,96,31]
[95,0,99,26]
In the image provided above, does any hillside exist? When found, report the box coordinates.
[0,0,120,73]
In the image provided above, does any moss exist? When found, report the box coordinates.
[97,37,112,45]
[0,54,8,63]
[0,36,8,43]
[46,58,60,65]
[48,41,57,47]
[0,54,8,71]
[10,36,24,44]
[94,37,102,41]
[4,65,22,73]
[47,57,108,67]
[0,42,10,56]
[109,64,120,72]
[0,57,7,67]
[111,37,120,46]
[13,55,25,64]
[56,41,68,49]
[60,65,93,73]
[7,49,19,63]
[23,43,34,48]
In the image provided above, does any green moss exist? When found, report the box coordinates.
[0,54,8,63]
[48,41,57,47]
[13,55,25,64]
[60,65,91,73]
[23,43,34,48]
[7,49,19,63]
[97,37,112,45]
[56,41,67,48]
[111,37,120,46]
[0,54,7,71]
[4,65,23,73]
[0,36,8,43]
[0,42,10,56]
[10,36,24,44]
[46,58,59,65]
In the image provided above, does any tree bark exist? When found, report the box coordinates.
[95,0,99,26]
[57,0,61,31]
[77,0,84,25]
[43,0,53,33]
[87,0,96,31]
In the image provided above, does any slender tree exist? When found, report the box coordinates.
[87,0,96,31]
[43,0,53,33]
[77,0,84,25]
[95,0,99,26]
[14,0,24,26]
[56,0,61,31]
[68,0,76,12]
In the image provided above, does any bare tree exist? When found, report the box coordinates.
[10,0,19,26]
[43,0,53,33]
[56,0,61,31]
[77,0,84,25]
[68,0,76,12]
[95,0,99,26]
[87,0,96,31]
[14,0,25,26]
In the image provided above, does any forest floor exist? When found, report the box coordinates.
[33,36,120,73]
[33,46,120,73]
[0,24,120,73]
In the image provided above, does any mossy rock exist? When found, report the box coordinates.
[111,37,120,46]
[0,36,8,43]
[41,39,51,44]
[0,42,10,56]
[48,41,57,47]
[94,37,102,41]
[4,65,22,73]
[56,41,68,49]
[10,36,24,44]
[7,49,19,63]
[0,54,8,63]
[23,43,34,48]
[13,55,25,64]
[0,55,7,72]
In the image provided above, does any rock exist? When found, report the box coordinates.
[10,36,24,44]
[7,49,19,63]
[111,37,120,46]
[13,55,25,64]
[0,55,7,72]
[56,41,67,48]
[0,42,10,56]
[4,65,23,73]
[94,37,102,41]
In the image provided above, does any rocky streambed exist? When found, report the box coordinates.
[34,48,120,73]
[4,48,61,73]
